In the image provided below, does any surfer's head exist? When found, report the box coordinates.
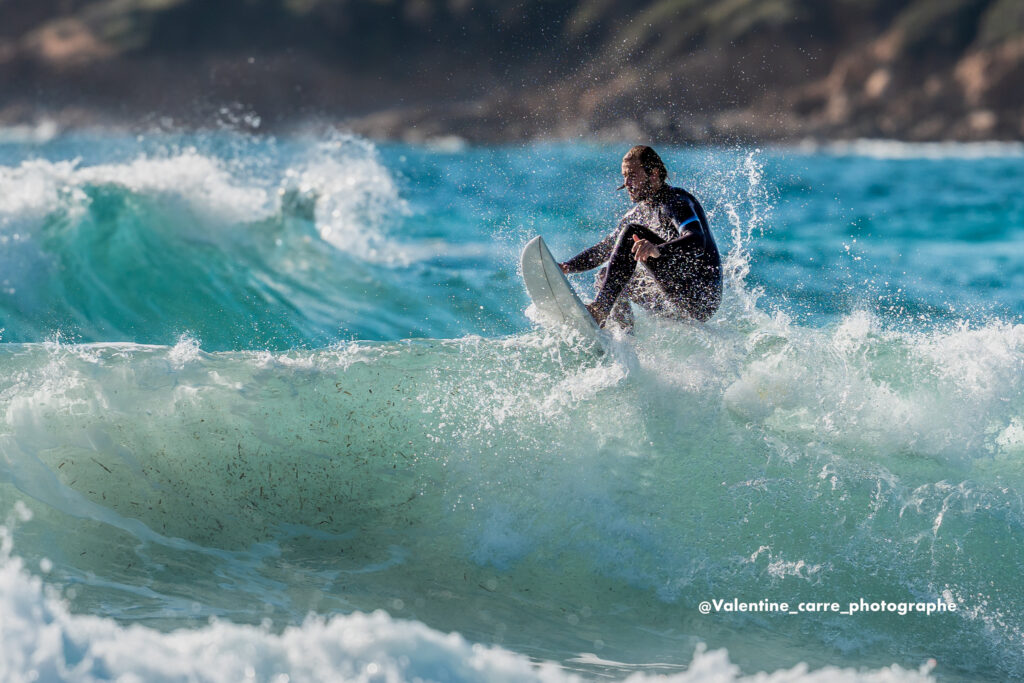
[619,145,667,202]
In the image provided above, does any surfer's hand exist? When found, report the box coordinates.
[559,262,570,274]
[631,238,660,262]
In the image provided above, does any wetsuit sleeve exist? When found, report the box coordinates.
[560,225,620,273]
[658,229,703,256]
[656,199,712,258]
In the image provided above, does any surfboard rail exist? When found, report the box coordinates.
[520,235,607,347]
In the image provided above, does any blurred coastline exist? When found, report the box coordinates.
[1,0,1022,144]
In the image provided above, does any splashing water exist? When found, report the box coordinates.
[0,132,1023,681]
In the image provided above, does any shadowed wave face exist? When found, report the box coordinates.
[0,132,1023,681]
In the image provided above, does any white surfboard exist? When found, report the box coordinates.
[520,235,608,347]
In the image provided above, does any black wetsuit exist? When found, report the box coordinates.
[561,185,722,323]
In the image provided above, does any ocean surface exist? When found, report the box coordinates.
[1,127,1023,682]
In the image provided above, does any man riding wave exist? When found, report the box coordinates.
[560,145,722,329]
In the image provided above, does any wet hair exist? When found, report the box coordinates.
[623,145,667,182]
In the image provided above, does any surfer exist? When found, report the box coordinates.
[559,145,722,328]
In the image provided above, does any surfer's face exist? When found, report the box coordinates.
[621,158,659,202]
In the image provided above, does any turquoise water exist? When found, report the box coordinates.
[1,130,1023,681]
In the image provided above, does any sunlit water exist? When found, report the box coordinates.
[1,129,1022,681]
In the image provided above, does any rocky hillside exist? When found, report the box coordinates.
[1,0,1021,142]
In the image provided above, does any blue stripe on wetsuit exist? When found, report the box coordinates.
[678,215,701,230]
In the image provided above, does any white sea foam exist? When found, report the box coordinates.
[716,309,1024,465]
[0,137,408,263]
[0,159,84,223]
[0,120,60,144]
[0,151,272,227]
[0,326,1009,679]
[0,537,934,683]
[287,136,411,264]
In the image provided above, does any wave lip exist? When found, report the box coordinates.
[0,151,270,227]
[0,135,426,346]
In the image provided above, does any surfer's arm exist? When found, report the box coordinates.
[560,232,617,273]
[656,204,710,258]
[656,229,700,257]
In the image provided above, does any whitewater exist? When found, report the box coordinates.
[0,129,1022,681]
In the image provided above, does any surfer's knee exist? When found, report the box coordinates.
[687,284,722,322]
[665,278,721,322]
[617,223,645,249]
